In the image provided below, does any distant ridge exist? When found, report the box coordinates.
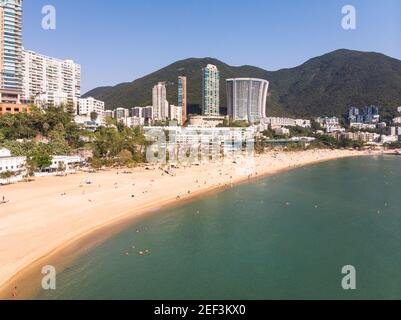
[83,49,401,120]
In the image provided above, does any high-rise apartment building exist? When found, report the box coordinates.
[152,82,168,120]
[170,105,183,125]
[348,105,380,124]
[226,78,269,123]
[130,106,153,122]
[0,0,23,105]
[178,76,187,124]
[78,97,105,116]
[115,107,129,120]
[22,49,81,112]
[142,106,153,122]
[202,64,220,116]
[104,110,114,118]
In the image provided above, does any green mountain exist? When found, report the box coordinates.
[83,49,401,120]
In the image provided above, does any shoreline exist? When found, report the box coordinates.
[0,149,383,299]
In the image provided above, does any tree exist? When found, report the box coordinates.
[116,149,133,166]
[0,171,14,184]
[386,141,401,149]
[88,157,103,170]
[311,120,322,132]
[254,137,265,154]
[24,157,37,181]
[90,112,98,122]
[29,151,52,171]
[57,161,66,175]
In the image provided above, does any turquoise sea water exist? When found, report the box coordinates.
[37,156,401,300]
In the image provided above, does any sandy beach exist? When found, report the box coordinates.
[0,149,374,298]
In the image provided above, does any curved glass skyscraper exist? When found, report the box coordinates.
[226,78,269,123]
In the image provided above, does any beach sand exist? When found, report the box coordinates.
[0,149,372,298]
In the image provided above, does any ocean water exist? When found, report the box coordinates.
[37,156,401,300]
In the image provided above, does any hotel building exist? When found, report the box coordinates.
[152,82,168,120]
[0,0,29,114]
[202,64,220,116]
[22,49,81,112]
[226,78,269,123]
[178,76,187,123]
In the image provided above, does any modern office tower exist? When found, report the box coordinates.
[78,97,105,116]
[22,49,81,112]
[178,76,187,123]
[0,0,24,105]
[202,64,220,116]
[226,78,269,123]
[152,82,168,120]
[170,105,183,125]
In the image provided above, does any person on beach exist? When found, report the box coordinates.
[11,286,17,298]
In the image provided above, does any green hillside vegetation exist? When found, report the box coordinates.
[84,49,401,120]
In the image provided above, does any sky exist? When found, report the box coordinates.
[22,0,401,94]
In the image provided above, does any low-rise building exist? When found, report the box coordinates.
[263,117,311,129]
[350,123,377,130]
[274,127,290,136]
[74,115,104,129]
[295,119,311,128]
[378,122,387,129]
[188,115,225,128]
[340,131,379,143]
[0,148,26,174]
[38,155,83,174]
[382,135,399,144]
[122,116,145,127]
[392,117,401,125]
[315,116,345,133]
[264,117,296,128]
[0,103,31,115]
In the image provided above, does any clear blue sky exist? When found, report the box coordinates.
[23,0,401,93]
